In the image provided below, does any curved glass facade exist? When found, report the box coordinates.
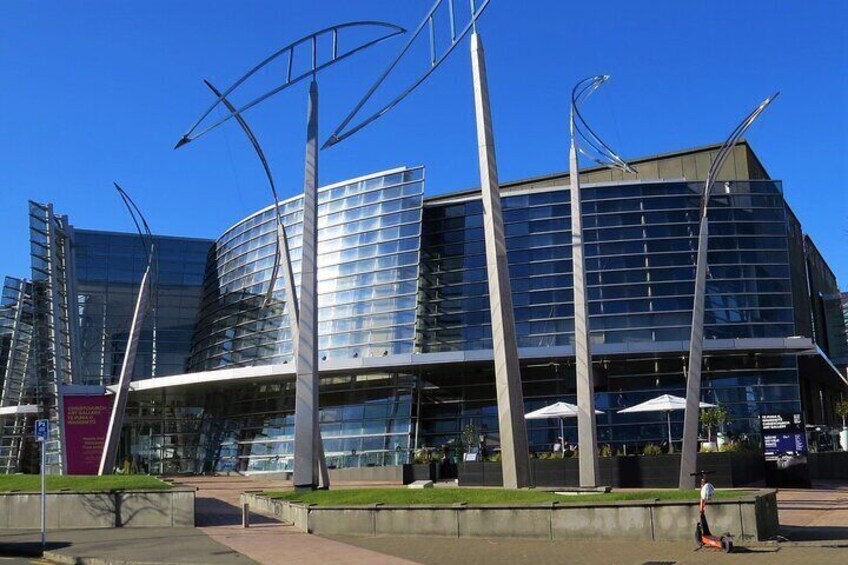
[189,167,424,370]
[419,180,793,351]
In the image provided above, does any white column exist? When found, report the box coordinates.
[470,32,531,489]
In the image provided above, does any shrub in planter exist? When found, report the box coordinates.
[599,444,615,457]
[642,443,662,456]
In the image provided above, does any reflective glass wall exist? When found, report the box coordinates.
[74,231,212,384]
[419,180,794,351]
[189,167,424,370]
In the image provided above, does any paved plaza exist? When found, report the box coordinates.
[0,478,846,564]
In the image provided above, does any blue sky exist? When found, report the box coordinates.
[1,1,846,284]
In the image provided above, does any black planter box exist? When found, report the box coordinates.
[402,463,436,484]
[458,452,766,488]
[808,451,848,480]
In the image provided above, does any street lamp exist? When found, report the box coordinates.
[677,93,779,488]
[568,75,636,487]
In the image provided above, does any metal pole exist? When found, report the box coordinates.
[99,265,151,475]
[292,80,320,491]
[569,112,600,487]
[677,93,778,489]
[469,31,530,488]
[667,411,673,453]
[40,438,46,547]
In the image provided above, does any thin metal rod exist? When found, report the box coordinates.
[428,16,436,66]
[448,0,456,39]
[324,0,491,148]
[202,80,298,311]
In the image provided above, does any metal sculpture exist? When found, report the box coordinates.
[325,0,532,488]
[677,93,778,488]
[569,75,635,487]
[98,184,155,475]
[324,0,491,148]
[202,80,298,311]
[177,23,406,490]
[176,22,405,148]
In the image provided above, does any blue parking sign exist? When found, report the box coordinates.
[35,419,49,442]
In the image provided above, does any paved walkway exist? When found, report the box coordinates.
[175,475,419,565]
[0,527,253,564]
[776,481,848,541]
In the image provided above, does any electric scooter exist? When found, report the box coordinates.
[695,508,734,552]
[691,471,734,553]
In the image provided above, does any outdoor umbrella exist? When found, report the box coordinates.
[524,401,604,453]
[617,394,716,451]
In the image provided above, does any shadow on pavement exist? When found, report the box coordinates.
[0,539,70,557]
[780,525,848,541]
[196,496,281,527]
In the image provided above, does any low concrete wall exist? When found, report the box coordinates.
[242,490,778,542]
[0,487,195,529]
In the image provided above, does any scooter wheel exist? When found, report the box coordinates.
[721,537,733,553]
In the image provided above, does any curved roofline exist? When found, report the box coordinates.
[219,166,417,239]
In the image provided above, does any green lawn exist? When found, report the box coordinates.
[263,488,755,506]
[0,475,172,492]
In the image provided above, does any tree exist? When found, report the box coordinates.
[700,406,729,443]
[835,400,848,429]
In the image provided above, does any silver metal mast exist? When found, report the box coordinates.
[292,79,321,490]
[99,185,154,476]
[471,31,531,488]
[677,93,778,488]
[568,76,636,487]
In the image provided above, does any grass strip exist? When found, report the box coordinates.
[0,475,172,492]
[263,488,755,506]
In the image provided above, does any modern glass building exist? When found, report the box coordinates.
[1,142,846,475]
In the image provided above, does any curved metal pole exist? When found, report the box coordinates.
[176,22,406,147]
[677,93,779,489]
[323,0,492,148]
[99,185,156,475]
[569,75,635,487]
[202,80,298,314]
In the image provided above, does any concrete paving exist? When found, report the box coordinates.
[776,481,848,541]
[175,475,419,565]
[0,528,253,564]
[2,476,846,564]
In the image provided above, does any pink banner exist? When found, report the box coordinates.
[63,395,113,475]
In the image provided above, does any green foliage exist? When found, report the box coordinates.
[0,475,171,492]
[264,487,755,506]
[700,406,729,442]
[599,444,615,458]
[485,452,501,463]
[835,400,848,427]
[642,443,663,456]
[462,423,479,450]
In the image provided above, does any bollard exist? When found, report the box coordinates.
[242,503,250,528]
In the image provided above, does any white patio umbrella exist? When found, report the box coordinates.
[524,401,604,454]
[617,394,716,450]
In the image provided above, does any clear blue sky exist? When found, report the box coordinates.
[1,1,846,284]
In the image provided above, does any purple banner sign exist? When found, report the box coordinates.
[63,395,113,475]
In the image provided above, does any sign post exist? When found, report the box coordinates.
[35,419,49,547]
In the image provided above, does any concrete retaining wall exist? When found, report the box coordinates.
[242,490,778,542]
[0,488,195,529]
